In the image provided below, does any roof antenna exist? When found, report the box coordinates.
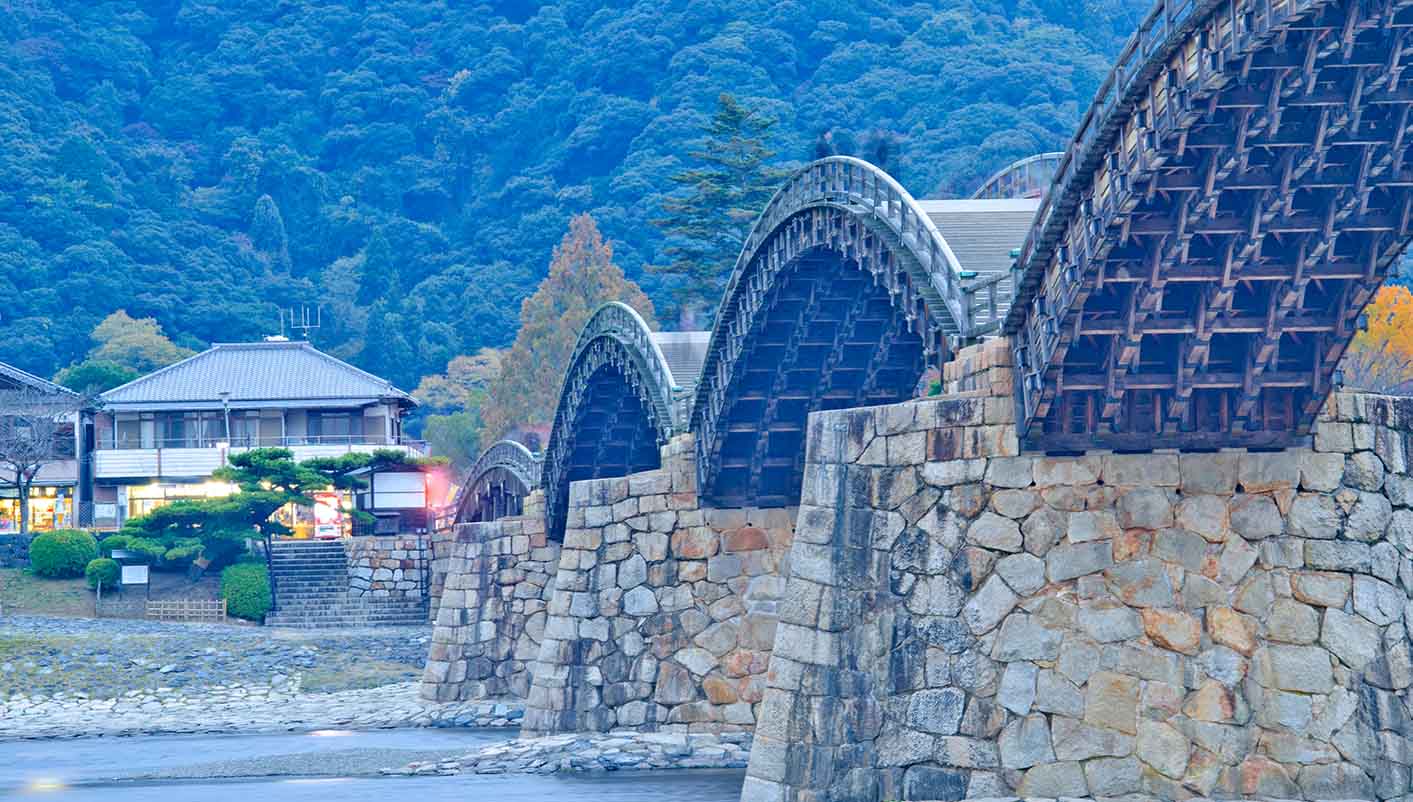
[274,306,321,341]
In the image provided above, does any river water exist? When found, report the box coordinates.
[0,729,746,801]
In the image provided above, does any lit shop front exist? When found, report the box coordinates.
[273,490,353,539]
[123,481,241,520]
[101,482,354,538]
[0,487,74,533]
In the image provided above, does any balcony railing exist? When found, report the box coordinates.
[98,435,428,452]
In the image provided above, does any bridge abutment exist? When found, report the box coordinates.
[523,433,795,734]
[421,494,560,703]
[742,341,1413,801]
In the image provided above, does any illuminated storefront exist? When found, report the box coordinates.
[124,481,241,520]
[0,487,74,533]
[272,489,352,539]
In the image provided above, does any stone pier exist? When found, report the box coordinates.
[522,434,793,734]
[421,494,560,702]
[741,341,1413,801]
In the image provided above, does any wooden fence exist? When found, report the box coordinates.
[146,598,227,623]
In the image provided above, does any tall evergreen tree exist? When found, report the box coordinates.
[250,194,293,274]
[356,230,400,307]
[482,215,655,439]
[358,301,417,389]
[651,93,783,326]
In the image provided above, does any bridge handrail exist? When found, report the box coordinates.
[571,301,684,427]
[445,439,542,527]
[1009,0,1219,329]
[727,156,992,339]
[468,439,542,489]
[972,152,1066,200]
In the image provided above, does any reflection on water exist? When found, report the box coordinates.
[14,769,747,802]
[0,729,745,802]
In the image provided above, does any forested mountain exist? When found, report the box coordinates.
[1,0,1148,390]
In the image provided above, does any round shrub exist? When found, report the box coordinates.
[97,534,129,557]
[220,562,272,622]
[85,557,121,590]
[29,529,99,579]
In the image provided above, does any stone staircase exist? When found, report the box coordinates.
[264,540,427,629]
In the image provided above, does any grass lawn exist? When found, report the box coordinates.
[0,567,94,617]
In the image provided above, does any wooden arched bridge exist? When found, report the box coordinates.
[457,0,1413,537]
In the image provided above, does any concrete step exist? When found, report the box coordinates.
[272,601,425,609]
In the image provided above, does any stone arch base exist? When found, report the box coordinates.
[742,341,1413,802]
[523,434,797,735]
[420,492,560,702]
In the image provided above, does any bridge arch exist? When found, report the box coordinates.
[690,156,1002,508]
[453,439,542,525]
[1009,0,1413,451]
[972,151,1064,200]
[541,302,685,540]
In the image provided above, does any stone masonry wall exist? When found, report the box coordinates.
[427,525,462,621]
[345,534,430,600]
[522,434,793,735]
[742,341,1413,802]
[421,494,560,702]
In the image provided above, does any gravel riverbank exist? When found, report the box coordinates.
[389,731,753,776]
[0,614,523,739]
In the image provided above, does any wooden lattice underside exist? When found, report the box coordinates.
[1014,0,1413,451]
[702,249,926,508]
[543,349,665,540]
[461,466,533,524]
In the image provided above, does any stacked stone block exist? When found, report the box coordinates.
[744,372,1413,801]
[346,535,428,599]
[522,434,793,735]
[420,494,560,702]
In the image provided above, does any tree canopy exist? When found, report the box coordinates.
[0,0,1144,389]
[482,214,655,439]
[651,93,784,325]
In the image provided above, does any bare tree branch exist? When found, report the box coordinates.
[0,386,83,535]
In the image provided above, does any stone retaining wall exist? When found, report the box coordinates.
[523,435,793,735]
[741,342,1413,802]
[345,534,430,600]
[0,533,29,568]
[427,525,464,619]
[421,494,560,702]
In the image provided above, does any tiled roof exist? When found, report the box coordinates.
[0,362,77,397]
[101,341,415,409]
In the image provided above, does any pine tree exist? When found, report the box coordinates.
[651,93,783,325]
[482,214,656,439]
[250,194,293,274]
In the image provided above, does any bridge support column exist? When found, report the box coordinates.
[522,434,796,735]
[420,491,559,703]
[743,341,1413,802]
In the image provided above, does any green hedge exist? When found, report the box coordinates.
[85,557,121,590]
[97,534,128,557]
[29,529,99,579]
[220,562,272,622]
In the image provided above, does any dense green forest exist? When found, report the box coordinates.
[1,0,1149,392]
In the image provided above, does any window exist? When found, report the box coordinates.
[230,412,261,446]
[309,412,363,442]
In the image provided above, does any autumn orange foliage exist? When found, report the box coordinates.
[481,214,657,440]
[1342,284,1413,393]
